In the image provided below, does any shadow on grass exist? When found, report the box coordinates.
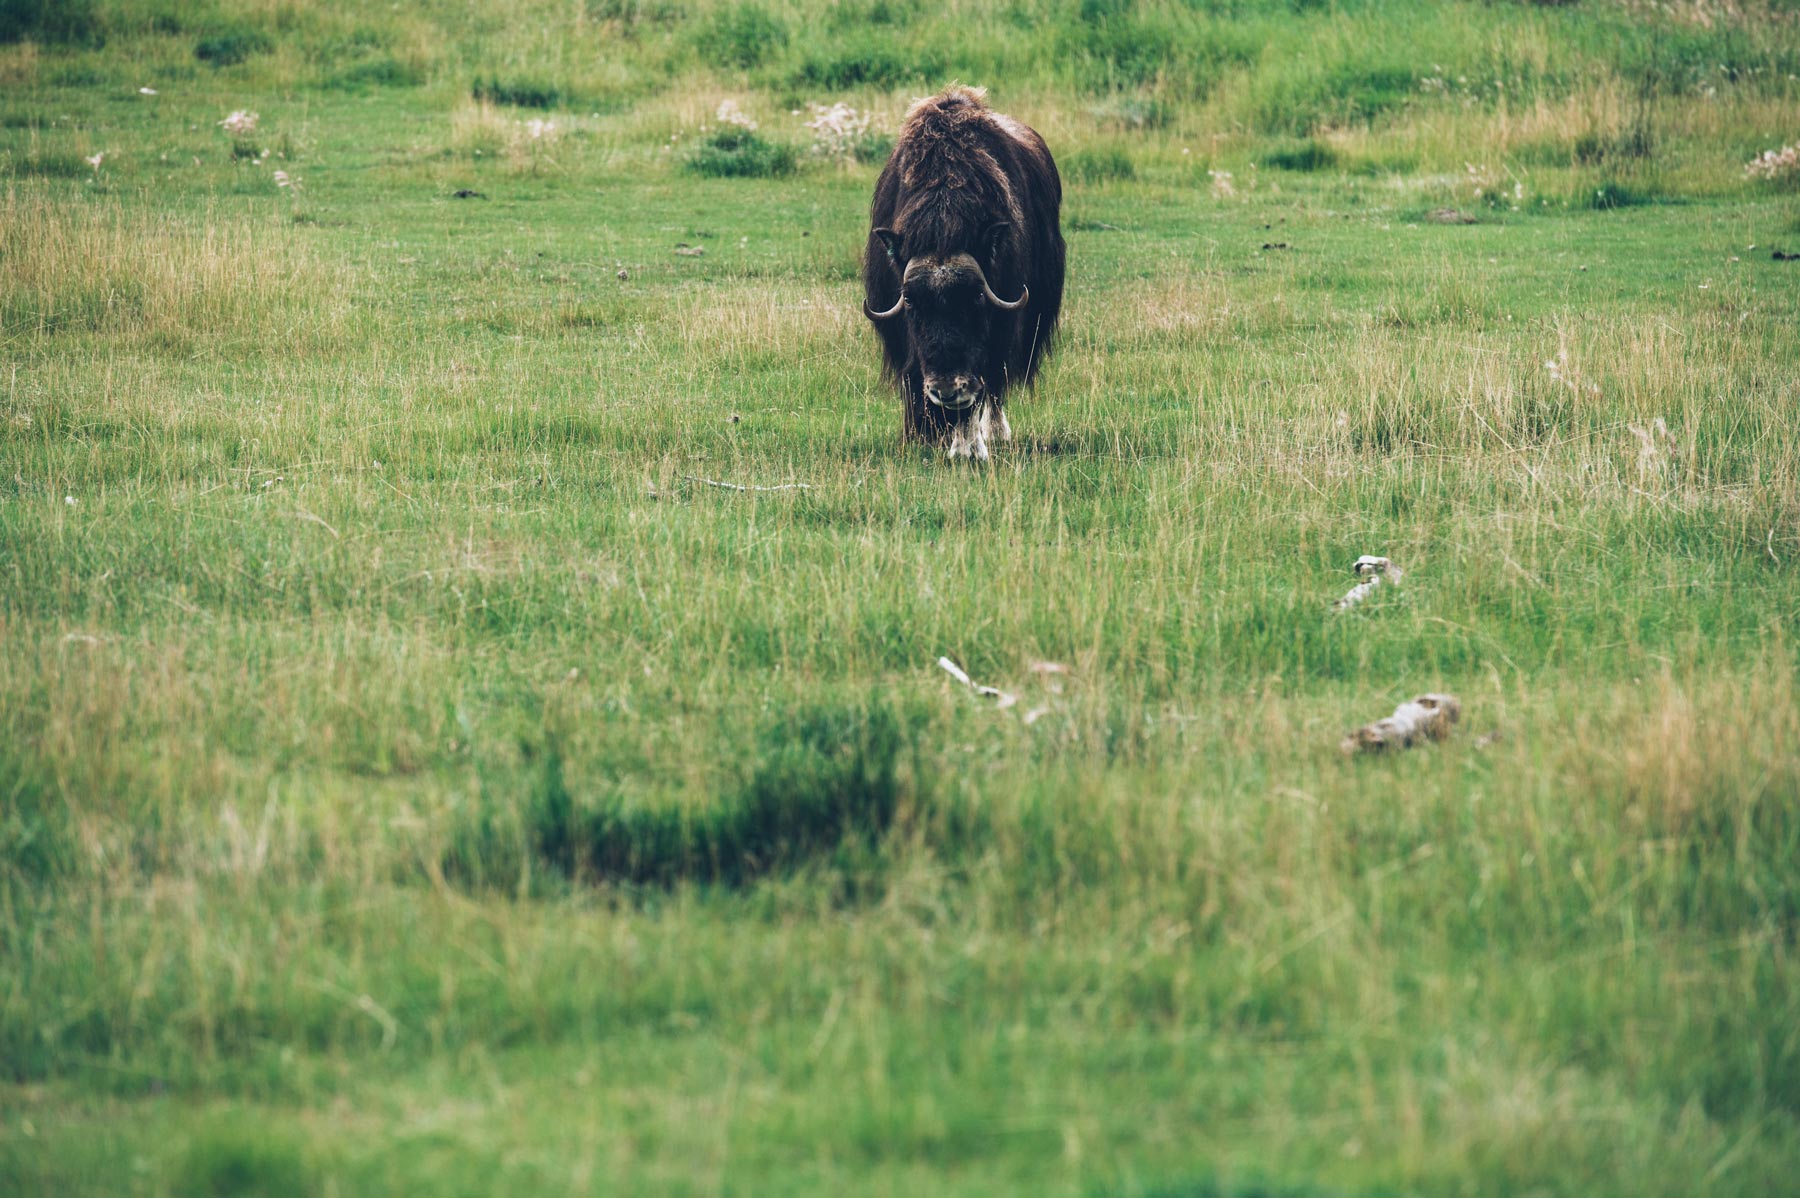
[448,700,928,891]
[172,1119,316,1198]
[1260,139,1339,172]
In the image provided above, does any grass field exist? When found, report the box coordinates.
[3,1,1799,1194]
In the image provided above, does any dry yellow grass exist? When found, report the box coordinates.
[0,42,38,87]
[0,191,352,347]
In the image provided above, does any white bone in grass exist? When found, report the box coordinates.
[682,476,812,493]
[937,656,1016,708]
[1334,555,1402,611]
[1341,694,1460,754]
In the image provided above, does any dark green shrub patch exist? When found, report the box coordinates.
[685,126,796,177]
[328,56,425,90]
[194,27,273,67]
[2,148,93,178]
[1585,178,1662,209]
[1254,60,1419,131]
[1262,138,1339,172]
[791,36,940,89]
[473,76,564,109]
[851,131,894,164]
[1067,145,1136,183]
[0,0,103,46]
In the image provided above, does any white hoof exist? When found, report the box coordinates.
[994,407,1012,443]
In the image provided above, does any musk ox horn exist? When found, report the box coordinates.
[978,270,1029,312]
[867,255,923,321]
[865,294,907,321]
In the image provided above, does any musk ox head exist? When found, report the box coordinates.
[864,226,1027,412]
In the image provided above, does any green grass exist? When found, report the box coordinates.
[3,1,1800,1195]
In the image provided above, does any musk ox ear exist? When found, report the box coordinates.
[980,221,1011,265]
[872,227,902,263]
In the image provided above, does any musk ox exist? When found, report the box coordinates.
[863,86,1065,461]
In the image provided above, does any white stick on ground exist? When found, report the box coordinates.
[681,476,812,493]
[1334,554,1402,611]
[1341,693,1461,754]
[937,656,1017,709]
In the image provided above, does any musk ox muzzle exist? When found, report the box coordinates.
[922,374,981,411]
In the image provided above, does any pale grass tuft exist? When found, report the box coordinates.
[449,101,567,172]
[449,98,514,158]
[0,42,37,87]
[1544,341,1600,398]
[669,284,857,358]
[1494,80,1631,153]
[1613,664,1800,836]
[0,191,351,346]
[1627,417,1679,480]
[1082,270,1294,352]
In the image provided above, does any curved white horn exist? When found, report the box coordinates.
[979,275,1028,311]
[865,294,907,321]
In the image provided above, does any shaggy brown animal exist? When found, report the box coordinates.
[863,86,1065,460]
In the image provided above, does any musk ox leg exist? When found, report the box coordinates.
[946,422,987,462]
[994,405,1012,443]
[946,404,993,463]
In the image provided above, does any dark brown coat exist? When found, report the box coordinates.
[863,87,1065,441]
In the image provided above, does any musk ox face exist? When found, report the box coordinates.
[866,228,1028,413]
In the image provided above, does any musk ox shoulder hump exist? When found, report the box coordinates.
[900,86,1039,157]
[985,109,1036,149]
[903,85,989,126]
